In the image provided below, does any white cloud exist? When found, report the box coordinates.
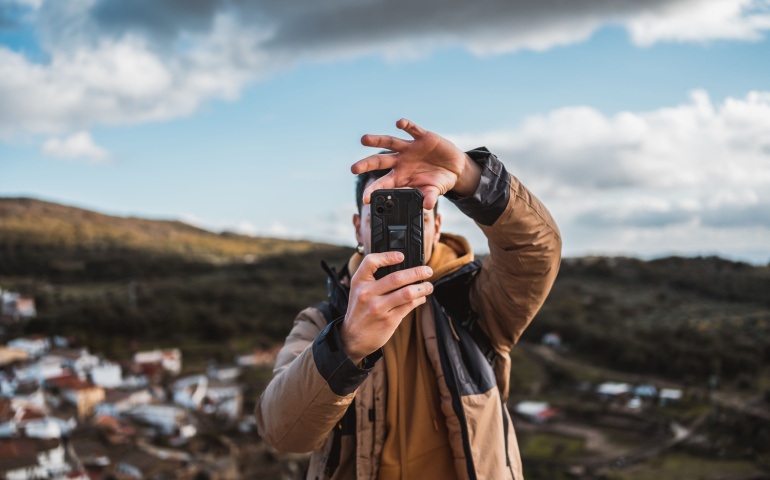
[449,90,770,262]
[0,14,268,139]
[2,0,770,141]
[41,130,110,163]
[625,0,770,45]
[1,0,42,8]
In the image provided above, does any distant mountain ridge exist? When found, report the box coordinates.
[0,197,325,262]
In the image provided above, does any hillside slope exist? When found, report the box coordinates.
[0,197,335,280]
[1,197,768,385]
[0,197,321,261]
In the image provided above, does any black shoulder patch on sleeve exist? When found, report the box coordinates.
[445,147,511,226]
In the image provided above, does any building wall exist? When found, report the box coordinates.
[74,388,105,419]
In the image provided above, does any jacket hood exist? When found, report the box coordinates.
[346,232,474,282]
[425,233,474,283]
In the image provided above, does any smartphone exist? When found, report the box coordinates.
[370,188,424,280]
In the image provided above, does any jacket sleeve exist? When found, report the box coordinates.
[254,306,382,453]
[446,147,562,354]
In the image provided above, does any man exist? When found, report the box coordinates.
[255,119,561,479]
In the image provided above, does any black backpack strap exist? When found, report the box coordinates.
[323,401,356,478]
[313,301,338,326]
[318,260,356,477]
[321,260,350,319]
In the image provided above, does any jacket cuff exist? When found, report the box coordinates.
[445,147,511,226]
[312,318,383,396]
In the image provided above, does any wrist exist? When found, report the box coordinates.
[312,318,381,396]
[339,324,365,365]
[451,154,482,197]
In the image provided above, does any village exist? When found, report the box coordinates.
[2,287,732,480]
[0,287,300,479]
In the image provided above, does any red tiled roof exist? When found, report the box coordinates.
[0,399,12,422]
[94,414,120,429]
[18,408,46,421]
[0,438,60,470]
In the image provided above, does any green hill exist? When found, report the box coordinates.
[521,255,770,383]
[1,197,769,385]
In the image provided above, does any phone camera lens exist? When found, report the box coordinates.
[385,200,394,209]
[375,196,385,204]
[376,206,384,214]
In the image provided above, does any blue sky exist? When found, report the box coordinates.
[1,0,769,264]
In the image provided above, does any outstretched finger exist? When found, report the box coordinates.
[396,118,427,140]
[351,153,398,175]
[362,171,396,204]
[361,134,410,152]
[357,251,404,280]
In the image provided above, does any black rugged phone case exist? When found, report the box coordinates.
[371,189,424,280]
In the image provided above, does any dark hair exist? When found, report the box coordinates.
[355,169,438,214]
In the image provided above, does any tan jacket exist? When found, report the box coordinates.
[255,148,562,480]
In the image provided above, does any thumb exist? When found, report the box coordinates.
[421,186,441,211]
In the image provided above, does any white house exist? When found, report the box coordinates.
[172,375,207,410]
[96,389,153,417]
[541,332,562,348]
[44,348,99,378]
[0,398,76,440]
[22,418,62,439]
[124,404,196,439]
[514,401,559,423]
[172,375,242,421]
[597,382,632,399]
[14,357,65,383]
[119,374,149,390]
[90,362,123,388]
[634,384,658,398]
[0,421,18,437]
[133,349,181,376]
[0,373,16,397]
[659,388,683,406]
[6,337,50,359]
[0,291,37,320]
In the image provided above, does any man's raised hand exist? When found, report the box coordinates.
[351,119,479,210]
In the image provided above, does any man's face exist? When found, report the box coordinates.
[353,181,441,263]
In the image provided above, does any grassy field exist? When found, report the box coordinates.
[520,432,585,460]
[509,346,548,397]
[605,452,763,480]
